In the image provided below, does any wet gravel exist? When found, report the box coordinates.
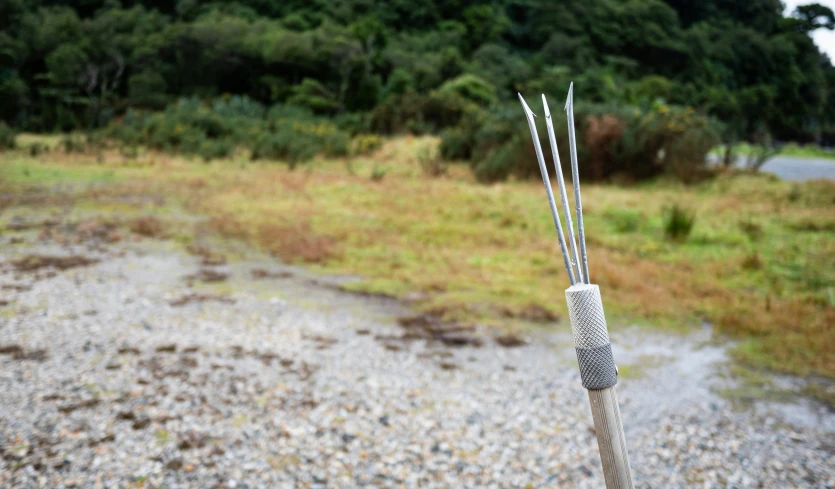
[1,227,833,488]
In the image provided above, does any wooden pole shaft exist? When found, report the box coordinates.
[588,386,634,489]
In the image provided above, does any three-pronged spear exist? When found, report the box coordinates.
[542,93,583,284]
[519,86,634,489]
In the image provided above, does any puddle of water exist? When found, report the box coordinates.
[541,323,834,433]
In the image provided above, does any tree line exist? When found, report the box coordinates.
[2,0,834,155]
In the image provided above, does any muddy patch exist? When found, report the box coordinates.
[2,283,31,292]
[388,314,483,348]
[168,293,235,307]
[304,334,338,350]
[183,268,229,283]
[494,333,527,348]
[4,217,59,231]
[186,244,227,266]
[0,344,49,361]
[498,303,560,323]
[34,219,123,246]
[10,255,98,273]
[128,216,166,238]
[251,268,294,279]
[57,398,100,414]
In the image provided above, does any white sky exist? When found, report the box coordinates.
[784,0,835,62]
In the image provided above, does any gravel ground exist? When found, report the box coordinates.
[1,216,833,489]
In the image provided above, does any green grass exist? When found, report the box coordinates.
[715,142,835,160]
[1,158,120,185]
[1,136,833,379]
[779,143,835,159]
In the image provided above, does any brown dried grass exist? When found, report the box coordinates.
[258,221,339,264]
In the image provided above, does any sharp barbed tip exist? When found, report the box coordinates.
[517,93,536,118]
[541,94,551,119]
[564,82,574,112]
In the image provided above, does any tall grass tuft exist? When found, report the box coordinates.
[370,164,388,181]
[0,122,17,150]
[663,204,695,242]
[738,218,764,242]
[606,208,643,233]
[417,145,447,177]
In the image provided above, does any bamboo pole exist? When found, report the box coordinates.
[588,386,633,489]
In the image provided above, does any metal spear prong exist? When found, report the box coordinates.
[518,93,577,286]
[564,83,590,284]
[542,94,584,284]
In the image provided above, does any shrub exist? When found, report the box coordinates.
[287,78,339,114]
[107,97,353,167]
[467,105,545,183]
[438,74,497,105]
[0,122,16,150]
[350,134,382,156]
[320,127,350,157]
[285,138,320,166]
[28,143,48,157]
[741,252,763,270]
[212,95,266,120]
[251,132,317,168]
[439,126,473,160]
[250,120,349,167]
[584,114,625,180]
[334,112,372,135]
[85,131,106,150]
[738,218,764,242]
[250,133,284,161]
[61,135,86,153]
[439,110,485,161]
[119,144,139,159]
[371,91,475,134]
[383,68,415,100]
[370,164,388,181]
[474,136,522,183]
[417,145,447,177]
[663,204,695,242]
[443,100,720,184]
[610,104,719,182]
[128,71,168,109]
[199,139,235,162]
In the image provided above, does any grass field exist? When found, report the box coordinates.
[2,135,834,379]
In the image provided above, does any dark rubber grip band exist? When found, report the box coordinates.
[575,343,617,389]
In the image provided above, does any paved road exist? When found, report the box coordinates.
[760,156,835,181]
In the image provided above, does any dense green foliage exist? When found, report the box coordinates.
[2,0,834,177]
[441,101,720,182]
[106,97,379,164]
